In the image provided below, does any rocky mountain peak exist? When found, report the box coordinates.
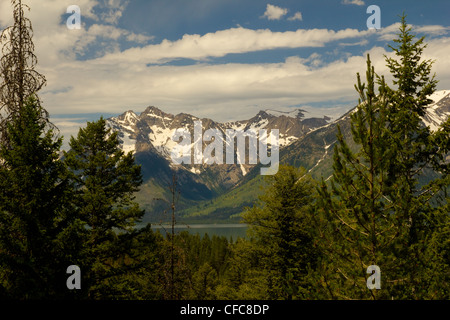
[105,105,334,180]
[141,106,174,121]
[116,110,138,125]
[264,108,306,119]
[103,91,449,220]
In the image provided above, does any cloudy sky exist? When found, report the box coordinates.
[0,0,449,146]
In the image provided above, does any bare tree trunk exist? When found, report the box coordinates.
[0,0,49,147]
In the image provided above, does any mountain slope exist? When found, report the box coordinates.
[105,106,332,222]
[179,90,450,222]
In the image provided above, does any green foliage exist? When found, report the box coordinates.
[0,96,74,298]
[317,55,400,299]
[241,165,320,299]
[216,237,270,300]
[380,15,449,299]
[63,117,149,299]
[316,16,450,300]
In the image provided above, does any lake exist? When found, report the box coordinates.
[150,223,248,240]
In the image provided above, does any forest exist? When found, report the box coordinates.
[0,1,449,300]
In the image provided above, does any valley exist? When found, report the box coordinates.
[106,90,450,225]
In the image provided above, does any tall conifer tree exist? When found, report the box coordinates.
[242,165,318,299]
[64,117,146,298]
[0,96,74,299]
[381,14,448,299]
[317,55,395,299]
[317,16,450,299]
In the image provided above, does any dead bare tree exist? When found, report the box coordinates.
[0,0,50,146]
[154,174,183,299]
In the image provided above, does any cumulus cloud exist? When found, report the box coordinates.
[339,39,369,46]
[414,25,450,36]
[288,12,303,21]
[377,23,450,41]
[2,0,450,130]
[40,46,392,118]
[262,4,288,20]
[97,27,368,65]
[100,0,129,24]
[38,30,450,124]
[0,0,152,66]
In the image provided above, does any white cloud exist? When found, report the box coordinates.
[342,0,365,5]
[97,27,368,65]
[288,12,303,21]
[376,23,450,42]
[262,4,288,20]
[40,47,391,119]
[339,39,369,46]
[414,25,450,36]
[52,118,89,150]
[54,120,88,128]
[38,31,450,124]
[2,0,450,131]
[100,0,129,25]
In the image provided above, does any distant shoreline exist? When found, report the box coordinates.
[150,223,247,229]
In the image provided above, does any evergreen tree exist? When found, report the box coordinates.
[317,16,450,299]
[64,117,146,299]
[242,165,319,299]
[190,262,218,299]
[421,107,450,299]
[380,14,449,299]
[0,96,75,299]
[316,55,395,299]
[215,237,268,300]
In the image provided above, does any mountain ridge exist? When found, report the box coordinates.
[105,90,450,223]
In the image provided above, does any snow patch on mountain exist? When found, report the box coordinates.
[422,90,450,132]
[148,125,176,157]
[248,118,269,130]
[429,90,449,104]
[117,110,138,131]
[106,89,449,179]
[121,133,136,154]
[278,133,298,146]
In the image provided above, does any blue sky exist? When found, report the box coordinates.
[1,0,449,148]
[73,0,450,64]
[116,0,448,41]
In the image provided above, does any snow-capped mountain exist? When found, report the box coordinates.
[280,89,450,181]
[106,90,450,175]
[106,106,331,177]
[104,91,449,222]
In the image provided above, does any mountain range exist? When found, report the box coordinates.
[105,90,450,224]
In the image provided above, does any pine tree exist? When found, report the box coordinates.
[380,14,449,299]
[242,165,319,299]
[420,99,450,299]
[0,96,75,299]
[316,15,450,299]
[214,237,268,300]
[316,55,394,299]
[63,117,146,299]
